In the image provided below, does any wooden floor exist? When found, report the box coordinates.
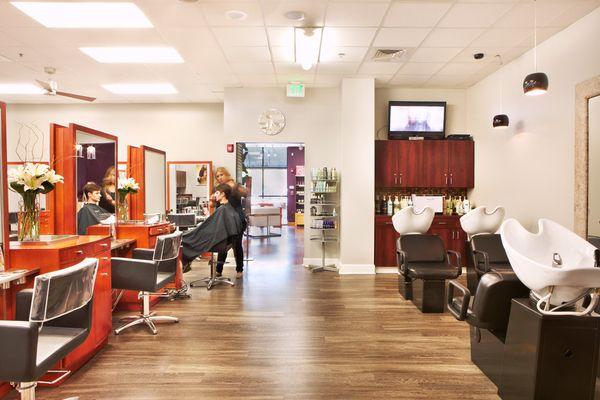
[13,227,498,399]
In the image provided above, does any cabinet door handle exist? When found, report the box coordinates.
[399,174,402,184]
[100,243,109,248]
[437,221,447,225]
[450,177,453,185]
[394,174,398,185]
[444,173,448,185]
[76,250,84,255]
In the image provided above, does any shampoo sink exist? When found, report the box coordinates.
[500,218,600,315]
[460,206,505,239]
[392,206,434,235]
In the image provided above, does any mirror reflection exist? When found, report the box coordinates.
[589,95,600,237]
[0,104,5,270]
[143,148,166,217]
[168,162,212,216]
[75,130,117,235]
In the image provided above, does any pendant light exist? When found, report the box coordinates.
[523,0,549,95]
[493,55,509,129]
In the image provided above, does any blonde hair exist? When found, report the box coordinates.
[215,167,233,183]
[102,166,116,188]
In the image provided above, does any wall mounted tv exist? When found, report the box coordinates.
[388,101,446,139]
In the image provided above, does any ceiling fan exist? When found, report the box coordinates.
[35,66,96,102]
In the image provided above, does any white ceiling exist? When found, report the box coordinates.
[0,0,598,103]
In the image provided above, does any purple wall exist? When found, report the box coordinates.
[77,143,116,199]
[287,146,305,223]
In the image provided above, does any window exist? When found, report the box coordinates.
[244,146,288,198]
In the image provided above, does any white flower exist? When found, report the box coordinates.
[7,163,63,193]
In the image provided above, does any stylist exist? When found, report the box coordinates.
[213,167,248,279]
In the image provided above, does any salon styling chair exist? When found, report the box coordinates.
[0,258,98,400]
[397,234,461,313]
[167,213,197,231]
[447,270,528,386]
[189,237,235,290]
[111,231,182,335]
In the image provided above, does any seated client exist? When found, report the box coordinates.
[182,184,244,269]
[77,182,113,235]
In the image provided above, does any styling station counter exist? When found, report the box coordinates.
[7,235,112,386]
[87,222,181,311]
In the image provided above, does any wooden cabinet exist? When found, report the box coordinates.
[375,139,474,189]
[9,236,112,383]
[374,215,467,267]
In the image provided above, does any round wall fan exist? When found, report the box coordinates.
[35,66,96,102]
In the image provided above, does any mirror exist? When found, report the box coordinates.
[74,125,117,235]
[167,162,212,216]
[588,95,600,237]
[0,102,8,270]
[143,146,166,217]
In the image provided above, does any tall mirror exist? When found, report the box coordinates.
[0,102,8,270]
[588,95,600,238]
[72,125,117,235]
[167,161,212,216]
[143,146,166,217]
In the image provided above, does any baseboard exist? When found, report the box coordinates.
[375,267,398,274]
[338,263,376,275]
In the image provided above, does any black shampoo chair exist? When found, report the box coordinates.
[397,234,461,313]
[447,270,528,386]
[467,234,513,294]
[0,258,98,400]
[112,231,182,335]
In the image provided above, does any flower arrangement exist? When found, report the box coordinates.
[7,163,64,241]
[116,177,140,221]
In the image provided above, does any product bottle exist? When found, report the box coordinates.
[331,168,337,180]
[387,196,393,216]
[393,196,400,214]
[375,196,380,214]
[463,198,471,214]
[407,195,413,207]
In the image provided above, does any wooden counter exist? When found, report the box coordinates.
[8,235,112,384]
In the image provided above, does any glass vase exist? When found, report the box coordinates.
[18,193,40,242]
[117,193,129,222]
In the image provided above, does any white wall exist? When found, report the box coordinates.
[340,79,375,273]
[589,96,600,236]
[224,87,341,261]
[375,87,468,140]
[4,103,224,163]
[467,7,600,231]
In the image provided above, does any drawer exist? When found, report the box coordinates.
[92,241,111,255]
[149,225,170,236]
[60,246,90,264]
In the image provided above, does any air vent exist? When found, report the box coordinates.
[372,49,405,62]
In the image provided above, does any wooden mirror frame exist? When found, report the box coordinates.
[166,161,214,211]
[127,145,167,220]
[0,102,9,267]
[574,75,600,237]
[49,123,118,234]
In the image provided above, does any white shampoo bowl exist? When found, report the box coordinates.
[500,218,600,315]
[392,206,435,235]
[460,206,505,238]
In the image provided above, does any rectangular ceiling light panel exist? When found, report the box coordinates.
[11,2,153,28]
[102,83,178,94]
[80,47,184,63]
[0,83,45,94]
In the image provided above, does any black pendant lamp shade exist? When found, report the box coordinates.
[493,114,509,128]
[523,72,549,96]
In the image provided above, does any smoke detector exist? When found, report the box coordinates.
[372,49,406,62]
[225,10,247,20]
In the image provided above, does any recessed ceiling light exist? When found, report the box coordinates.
[102,83,178,95]
[80,47,184,63]
[10,2,153,28]
[0,83,45,94]
[225,10,247,20]
[284,10,305,22]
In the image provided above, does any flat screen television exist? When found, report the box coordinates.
[388,101,446,139]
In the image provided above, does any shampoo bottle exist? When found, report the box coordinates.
[387,196,393,216]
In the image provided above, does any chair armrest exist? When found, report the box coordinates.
[111,257,158,292]
[472,250,490,275]
[15,289,34,321]
[396,249,407,275]
[447,280,471,321]
[133,248,155,260]
[0,320,39,380]
[447,250,462,276]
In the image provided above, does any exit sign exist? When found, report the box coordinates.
[287,82,305,97]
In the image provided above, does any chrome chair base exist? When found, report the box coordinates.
[189,253,235,290]
[114,292,178,335]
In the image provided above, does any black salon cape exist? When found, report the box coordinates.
[77,204,112,235]
[182,203,243,263]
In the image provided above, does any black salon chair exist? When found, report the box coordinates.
[447,270,529,385]
[0,258,98,400]
[189,237,236,290]
[467,234,513,294]
[167,213,197,231]
[111,231,182,335]
[397,234,461,313]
